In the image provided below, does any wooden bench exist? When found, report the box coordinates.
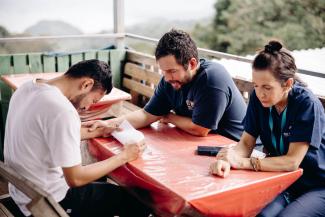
[123,50,255,105]
[122,50,325,108]
[0,161,69,217]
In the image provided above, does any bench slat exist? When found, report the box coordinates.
[124,63,161,85]
[123,78,154,98]
[126,50,157,67]
[0,203,14,217]
[0,162,68,217]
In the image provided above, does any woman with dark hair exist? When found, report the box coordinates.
[210,41,325,217]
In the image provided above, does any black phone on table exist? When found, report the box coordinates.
[196,146,223,156]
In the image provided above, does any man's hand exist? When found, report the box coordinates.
[159,113,210,136]
[159,115,170,124]
[209,160,231,178]
[119,140,146,162]
[82,119,122,137]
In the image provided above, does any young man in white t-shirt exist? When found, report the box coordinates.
[4,60,151,217]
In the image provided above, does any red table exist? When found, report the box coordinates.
[89,122,302,217]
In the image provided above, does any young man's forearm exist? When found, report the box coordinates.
[63,153,128,187]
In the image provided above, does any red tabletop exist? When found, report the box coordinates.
[88,122,302,217]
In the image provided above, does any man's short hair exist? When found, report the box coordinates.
[64,59,113,93]
[155,29,198,69]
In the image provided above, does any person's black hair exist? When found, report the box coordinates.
[253,40,306,86]
[64,59,113,93]
[155,29,198,69]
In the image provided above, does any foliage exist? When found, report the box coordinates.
[193,0,325,55]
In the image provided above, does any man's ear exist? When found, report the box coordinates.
[80,78,94,93]
[188,58,198,71]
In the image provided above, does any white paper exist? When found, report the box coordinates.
[111,120,145,146]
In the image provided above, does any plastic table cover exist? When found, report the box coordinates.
[88,122,302,217]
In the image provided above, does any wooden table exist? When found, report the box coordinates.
[89,123,302,217]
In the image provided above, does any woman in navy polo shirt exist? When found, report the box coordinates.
[210,40,325,217]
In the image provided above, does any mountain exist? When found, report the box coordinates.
[122,17,212,54]
[24,20,83,36]
[126,18,194,38]
[125,17,211,39]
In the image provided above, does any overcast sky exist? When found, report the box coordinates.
[0,0,216,33]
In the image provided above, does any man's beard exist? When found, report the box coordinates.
[169,71,192,90]
[70,93,87,112]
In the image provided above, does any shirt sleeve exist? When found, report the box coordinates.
[46,110,82,167]
[289,99,322,149]
[191,86,228,130]
[144,79,172,116]
[243,91,260,138]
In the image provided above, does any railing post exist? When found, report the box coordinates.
[114,0,125,50]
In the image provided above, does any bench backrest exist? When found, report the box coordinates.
[0,161,69,217]
[123,50,254,106]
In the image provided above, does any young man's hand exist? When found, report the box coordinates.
[119,140,146,162]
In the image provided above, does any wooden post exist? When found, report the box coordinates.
[113,0,125,49]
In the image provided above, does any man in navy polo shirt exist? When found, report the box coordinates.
[88,29,246,140]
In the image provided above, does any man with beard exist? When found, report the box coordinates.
[4,60,151,217]
[87,29,246,141]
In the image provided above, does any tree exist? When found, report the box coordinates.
[194,0,325,55]
[0,26,10,38]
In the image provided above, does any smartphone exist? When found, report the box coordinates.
[196,146,222,156]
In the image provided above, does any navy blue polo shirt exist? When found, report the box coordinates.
[144,59,247,141]
[244,82,325,189]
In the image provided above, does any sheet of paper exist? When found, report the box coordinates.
[111,120,145,146]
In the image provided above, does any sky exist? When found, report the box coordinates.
[0,0,216,34]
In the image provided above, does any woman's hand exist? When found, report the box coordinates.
[216,146,243,169]
[210,160,231,178]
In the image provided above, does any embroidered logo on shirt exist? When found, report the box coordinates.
[283,125,292,137]
[283,132,290,137]
[186,100,195,110]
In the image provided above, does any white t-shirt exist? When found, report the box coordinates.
[4,80,81,216]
